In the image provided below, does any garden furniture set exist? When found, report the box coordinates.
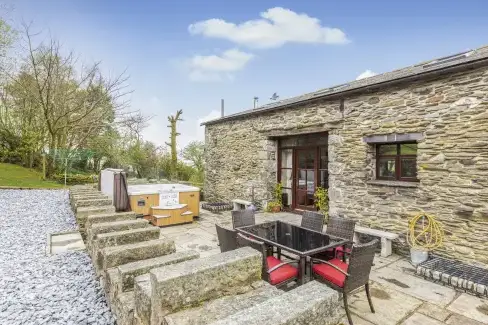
[216,210,378,325]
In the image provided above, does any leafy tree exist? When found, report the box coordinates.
[182,141,204,184]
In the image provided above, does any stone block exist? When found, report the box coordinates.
[207,281,341,325]
[85,211,137,229]
[112,291,135,325]
[98,238,174,274]
[118,250,199,293]
[133,274,152,325]
[87,219,150,255]
[163,281,282,325]
[150,247,262,323]
[75,198,113,209]
[76,205,116,229]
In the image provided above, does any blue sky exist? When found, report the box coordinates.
[4,0,488,149]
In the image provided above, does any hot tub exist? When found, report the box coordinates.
[127,184,200,220]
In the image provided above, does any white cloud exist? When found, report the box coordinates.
[188,7,349,49]
[188,48,254,82]
[356,70,377,80]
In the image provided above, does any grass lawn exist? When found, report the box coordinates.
[0,163,64,189]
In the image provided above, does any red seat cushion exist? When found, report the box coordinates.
[312,258,348,287]
[266,256,298,285]
[335,246,351,258]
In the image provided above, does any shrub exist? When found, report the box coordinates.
[314,187,329,217]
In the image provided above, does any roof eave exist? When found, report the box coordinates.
[202,57,488,126]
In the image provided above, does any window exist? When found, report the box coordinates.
[376,143,417,181]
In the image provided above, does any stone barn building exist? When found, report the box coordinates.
[202,46,488,266]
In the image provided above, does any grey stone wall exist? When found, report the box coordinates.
[204,66,488,266]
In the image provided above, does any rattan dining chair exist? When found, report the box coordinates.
[300,211,325,232]
[326,216,356,260]
[236,233,299,288]
[231,210,256,229]
[310,239,378,325]
[215,224,237,253]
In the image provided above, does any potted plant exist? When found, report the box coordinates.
[407,213,444,265]
[314,186,329,220]
[266,201,282,212]
[266,182,284,212]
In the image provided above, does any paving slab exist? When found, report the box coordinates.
[447,293,488,324]
[446,313,485,325]
[402,313,445,325]
[49,231,86,254]
[388,259,417,274]
[417,302,452,322]
[341,314,375,325]
[348,282,422,325]
[370,266,456,307]
[372,254,402,270]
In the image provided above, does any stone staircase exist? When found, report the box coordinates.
[70,185,343,325]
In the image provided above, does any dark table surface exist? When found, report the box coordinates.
[236,220,350,256]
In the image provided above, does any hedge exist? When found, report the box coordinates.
[50,174,97,185]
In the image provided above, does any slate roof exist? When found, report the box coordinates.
[203,45,488,126]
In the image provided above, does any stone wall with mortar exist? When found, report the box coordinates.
[204,66,488,266]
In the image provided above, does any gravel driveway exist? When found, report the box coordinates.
[0,190,115,325]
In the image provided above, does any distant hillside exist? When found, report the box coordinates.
[0,163,63,189]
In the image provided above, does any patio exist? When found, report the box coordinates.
[160,209,488,325]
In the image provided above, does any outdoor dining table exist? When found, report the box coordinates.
[236,220,351,285]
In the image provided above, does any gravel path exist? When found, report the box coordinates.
[0,190,115,325]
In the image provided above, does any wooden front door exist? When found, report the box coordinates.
[278,133,328,211]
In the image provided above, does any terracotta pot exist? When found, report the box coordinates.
[271,205,281,213]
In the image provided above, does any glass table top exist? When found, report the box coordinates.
[236,220,349,255]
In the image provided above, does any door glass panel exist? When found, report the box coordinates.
[306,170,315,194]
[378,159,396,178]
[401,159,416,178]
[319,170,328,188]
[297,169,307,189]
[320,147,328,169]
[282,188,292,207]
[280,169,292,188]
[306,151,314,169]
[281,149,293,168]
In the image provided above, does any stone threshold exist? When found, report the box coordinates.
[367,180,419,188]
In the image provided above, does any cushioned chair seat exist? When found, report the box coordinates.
[266,256,298,285]
[312,258,348,287]
[336,246,352,258]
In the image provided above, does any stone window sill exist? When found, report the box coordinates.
[367,180,419,188]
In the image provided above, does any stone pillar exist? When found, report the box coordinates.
[327,132,344,217]
[257,139,278,208]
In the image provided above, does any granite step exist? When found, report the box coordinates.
[96,237,174,275]
[76,205,116,230]
[112,291,135,325]
[133,274,152,325]
[105,250,199,305]
[75,198,113,209]
[85,212,137,229]
[208,281,343,325]
[70,194,109,208]
[149,247,262,324]
[87,219,150,255]
[163,281,282,325]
